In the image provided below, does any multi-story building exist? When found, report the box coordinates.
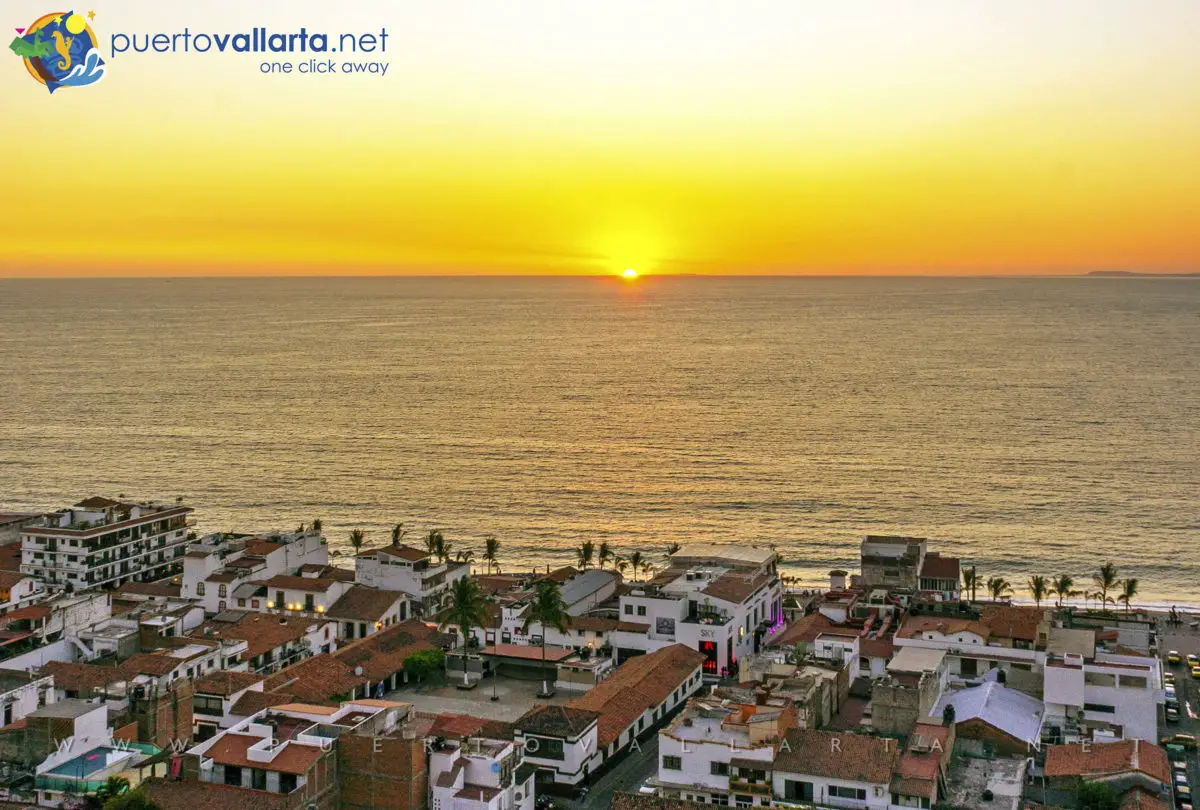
[20,497,192,591]
[182,698,415,809]
[0,569,47,615]
[656,695,797,806]
[512,706,601,792]
[610,545,784,675]
[182,529,329,614]
[0,512,42,545]
[355,543,469,616]
[428,733,535,810]
[859,536,927,591]
[772,728,902,810]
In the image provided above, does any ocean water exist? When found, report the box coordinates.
[0,276,1197,604]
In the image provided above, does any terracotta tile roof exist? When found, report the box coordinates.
[773,729,900,784]
[1044,740,1170,784]
[0,544,21,570]
[230,689,299,717]
[259,575,339,593]
[39,660,124,693]
[120,652,189,678]
[299,564,355,582]
[891,775,937,798]
[919,553,961,581]
[538,566,580,584]
[205,571,242,584]
[204,732,323,774]
[326,586,407,622]
[770,612,838,647]
[892,723,949,795]
[114,581,181,598]
[474,574,527,595]
[0,571,31,590]
[76,496,123,509]
[567,616,620,633]
[434,601,503,630]
[194,670,266,697]
[263,654,366,702]
[334,619,444,682]
[896,615,990,641]
[568,644,704,747]
[429,713,488,739]
[514,705,599,739]
[860,637,895,658]
[701,570,773,604]
[4,605,50,621]
[979,604,1044,642]
[616,621,650,633]
[142,778,295,810]
[366,544,429,562]
[192,612,330,660]
[242,540,283,557]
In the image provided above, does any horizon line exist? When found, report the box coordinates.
[3,271,1199,281]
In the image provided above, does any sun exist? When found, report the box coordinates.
[621,268,639,279]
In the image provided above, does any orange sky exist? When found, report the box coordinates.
[3,1,1199,277]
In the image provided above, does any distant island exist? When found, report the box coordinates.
[1087,270,1200,277]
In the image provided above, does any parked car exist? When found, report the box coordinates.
[1177,785,1192,804]
[1188,654,1200,667]
[1162,734,1198,750]
[1175,773,1190,788]
[1192,665,1200,679]
[639,785,657,796]
[1165,672,1177,685]
[1169,651,1183,665]
[1176,760,1190,775]
[1167,707,1181,723]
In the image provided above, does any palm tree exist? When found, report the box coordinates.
[1118,578,1139,614]
[577,541,595,570]
[483,535,501,574]
[1027,575,1049,608]
[456,548,475,564]
[1052,575,1076,607]
[666,542,682,557]
[598,542,613,570]
[986,576,1013,601]
[629,551,646,581]
[349,528,366,556]
[434,533,452,563]
[392,522,407,547]
[614,557,630,577]
[522,581,571,696]
[312,518,322,533]
[425,529,443,556]
[962,566,979,602]
[1093,562,1119,611]
[440,577,490,686]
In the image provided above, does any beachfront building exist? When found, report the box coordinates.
[859,536,927,591]
[655,694,797,806]
[182,529,330,614]
[609,545,784,676]
[355,543,470,617]
[19,497,192,591]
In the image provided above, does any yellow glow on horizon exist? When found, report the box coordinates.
[1,1,1199,276]
[622,268,639,279]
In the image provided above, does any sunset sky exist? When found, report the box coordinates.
[3,0,1199,277]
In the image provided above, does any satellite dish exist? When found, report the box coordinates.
[355,666,364,676]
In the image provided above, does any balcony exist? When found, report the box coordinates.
[729,780,771,795]
[684,613,731,626]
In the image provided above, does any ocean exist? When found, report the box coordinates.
[1,276,1197,604]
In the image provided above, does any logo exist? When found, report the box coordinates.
[9,10,105,93]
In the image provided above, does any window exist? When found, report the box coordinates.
[251,769,267,790]
[637,606,647,616]
[735,796,752,808]
[663,755,682,770]
[251,599,259,608]
[196,582,205,596]
[710,762,730,776]
[219,584,227,597]
[223,765,242,786]
[784,781,814,802]
[1084,671,1116,687]
[1120,675,1148,689]
[238,598,246,607]
[305,594,315,611]
[279,773,298,793]
[1084,703,1115,714]
[624,605,633,615]
[829,786,867,801]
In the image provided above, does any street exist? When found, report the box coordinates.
[559,735,659,810]
[1158,617,1200,806]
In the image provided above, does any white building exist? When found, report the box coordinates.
[0,668,55,725]
[772,728,903,810]
[182,529,329,614]
[20,497,192,591]
[512,705,602,791]
[191,670,267,742]
[355,543,469,616]
[429,735,535,810]
[656,695,794,806]
[1042,640,1161,743]
[612,545,784,676]
[0,569,48,616]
